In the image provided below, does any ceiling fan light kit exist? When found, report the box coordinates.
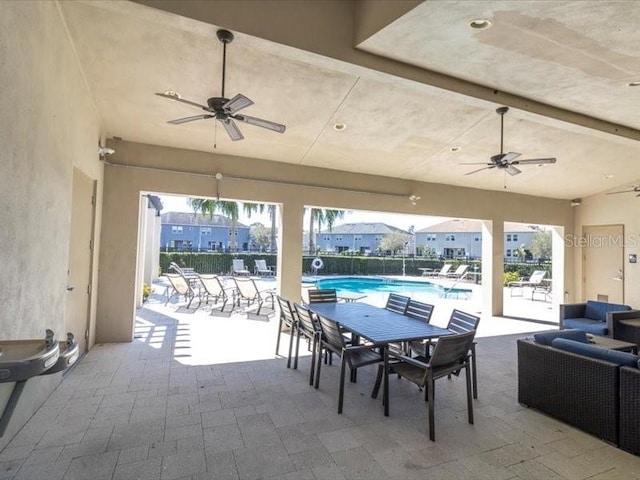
[156,29,286,142]
[460,106,556,176]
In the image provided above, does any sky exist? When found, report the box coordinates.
[158,194,448,232]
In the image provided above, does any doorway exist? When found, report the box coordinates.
[66,168,96,354]
[582,224,624,304]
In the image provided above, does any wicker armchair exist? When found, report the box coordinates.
[517,339,619,445]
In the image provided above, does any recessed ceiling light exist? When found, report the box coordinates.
[333,123,347,131]
[627,81,640,87]
[469,18,492,30]
[450,146,461,152]
[604,174,615,179]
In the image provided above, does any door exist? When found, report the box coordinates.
[583,225,624,304]
[66,168,96,354]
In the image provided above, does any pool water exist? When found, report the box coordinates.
[315,276,471,297]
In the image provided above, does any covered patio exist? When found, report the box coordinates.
[4,291,640,479]
[3,0,640,475]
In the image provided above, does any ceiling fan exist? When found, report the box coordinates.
[606,186,640,197]
[461,106,556,176]
[155,29,286,142]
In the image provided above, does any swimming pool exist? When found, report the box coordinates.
[315,276,471,297]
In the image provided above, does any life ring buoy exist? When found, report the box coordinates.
[311,258,324,271]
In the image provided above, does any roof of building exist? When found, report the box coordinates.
[319,222,410,235]
[417,219,539,234]
[161,211,249,228]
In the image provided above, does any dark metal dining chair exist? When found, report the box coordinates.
[275,296,298,368]
[314,314,384,414]
[409,309,480,398]
[307,288,338,304]
[374,330,476,441]
[293,303,323,385]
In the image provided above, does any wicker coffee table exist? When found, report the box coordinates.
[588,334,637,354]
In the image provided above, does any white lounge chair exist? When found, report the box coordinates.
[447,264,469,280]
[233,277,275,315]
[508,270,547,297]
[254,259,275,276]
[424,264,452,277]
[232,259,251,276]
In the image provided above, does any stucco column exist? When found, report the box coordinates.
[277,201,305,302]
[551,226,566,307]
[481,220,504,316]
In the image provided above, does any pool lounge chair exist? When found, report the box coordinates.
[424,264,452,277]
[508,270,546,297]
[232,259,251,276]
[233,277,275,315]
[254,259,275,276]
[447,264,469,280]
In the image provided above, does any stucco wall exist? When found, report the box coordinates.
[575,189,640,307]
[98,139,575,342]
[0,2,103,449]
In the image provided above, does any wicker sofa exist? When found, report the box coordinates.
[518,333,640,453]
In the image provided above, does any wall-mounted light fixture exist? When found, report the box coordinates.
[98,145,115,161]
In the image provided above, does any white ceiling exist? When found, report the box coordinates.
[59,0,640,200]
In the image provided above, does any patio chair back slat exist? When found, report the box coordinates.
[385,293,410,314]
[405,299,434,323]
[448,309,481,334]
[308,289,337,304]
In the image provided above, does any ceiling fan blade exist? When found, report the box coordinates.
[502,152,521,163]
[606,190,636,195]
[512,157,557,165]
[459,162,492,166]
[168,114,214,125]
[465,166,495,176]
[221,118,244,141]
[234,114,286,133]
[223,94,254,114]
[506,165,522,176]
[155,92,208,110]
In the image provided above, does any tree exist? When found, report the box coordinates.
[242,202,278,252]
[249,223,271,251]
[307,208,345,254]
[188,198,240,252]
[530,230,552,260]
[378,231,411,255]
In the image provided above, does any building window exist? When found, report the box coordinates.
[228,229,237,236]
[512,234,518,242]
[445,234,455,242]
[474,235,480,241]
[200,227,211,235]
[506,249,512,257]
[171,226,183,234]
[323,236,330,241]
[354,236,362,241]
[506,234,512,242]
[336,236,342,241]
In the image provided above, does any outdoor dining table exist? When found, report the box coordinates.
[308,302,452,416]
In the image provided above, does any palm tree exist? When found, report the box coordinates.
[243,202,278,253]
[188,198,240,252]
[308,208,345,255]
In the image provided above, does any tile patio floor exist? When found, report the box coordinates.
[1,280,639,479]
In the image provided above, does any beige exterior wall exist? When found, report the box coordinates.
[98,139,575,343]
[0,2,103,449]
[574,191,640,307]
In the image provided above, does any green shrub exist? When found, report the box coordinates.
[503,271,520,286]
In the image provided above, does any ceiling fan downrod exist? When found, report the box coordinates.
[216,29,234,99]
[496,106,509,156]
